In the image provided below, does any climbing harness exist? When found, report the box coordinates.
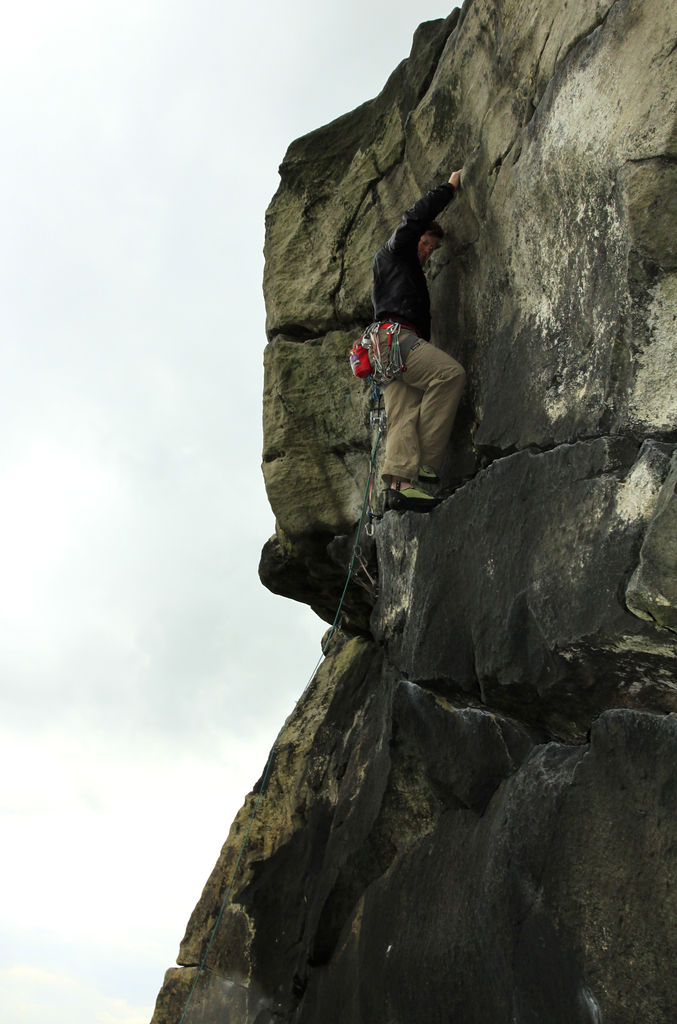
[350,321,406,386]
[177,407,385,1024]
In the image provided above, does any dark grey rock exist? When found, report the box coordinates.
[152,2,677,1022]
[296,709,677,1024]
[154,639,677,1024]
[373,437,677,740]
[153,641,539,1023]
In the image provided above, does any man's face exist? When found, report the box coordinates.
[417,231,442,266]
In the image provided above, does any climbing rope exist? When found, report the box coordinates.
[178,410,384,1024]
[366,383,386,537]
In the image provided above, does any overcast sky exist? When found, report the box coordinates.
[0,2,455,1022]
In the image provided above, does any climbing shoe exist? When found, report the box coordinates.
[385,485,442,513]
[418,464,440,484]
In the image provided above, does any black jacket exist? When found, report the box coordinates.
[371,182,456,339]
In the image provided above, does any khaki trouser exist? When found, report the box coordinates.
[381,329,466,485]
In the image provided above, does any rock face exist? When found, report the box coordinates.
[151,1,677,1022]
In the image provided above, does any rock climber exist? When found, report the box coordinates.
[371,170,466,512]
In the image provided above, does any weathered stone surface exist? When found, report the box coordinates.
[373,436,677,740]
[260,0,677,613]
[462,0,677,451]
[296,708,677,1024]
[258,522,375,631]
[153,2,677,1022]
[259,330,386,626]
[152,636,539,1023]
[626,451,677,633]
[152,638,677,1024]
[262,331,372,539]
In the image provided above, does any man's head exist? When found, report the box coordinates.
[417,221,444,266]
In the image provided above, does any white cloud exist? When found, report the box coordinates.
[0,966,151,1024]
[0,438,122,625]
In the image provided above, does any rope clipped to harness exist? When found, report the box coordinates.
[349,321,406,386]
[365,385,385,536]
[369,382,387,431]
